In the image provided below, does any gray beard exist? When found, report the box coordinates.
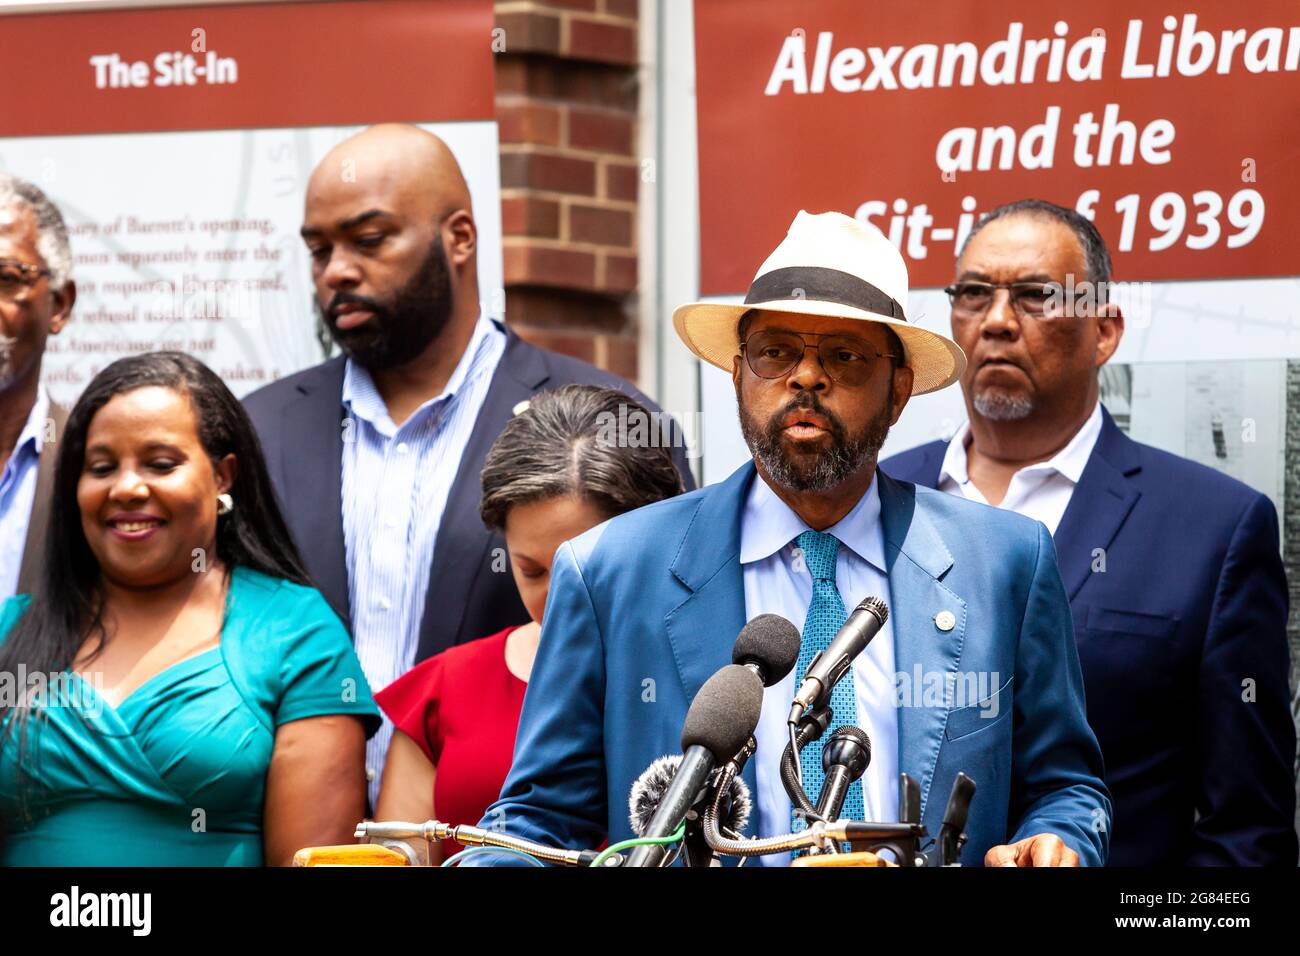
[973,389,1035,421]
[0,334,19,391]
[740,399,891,493]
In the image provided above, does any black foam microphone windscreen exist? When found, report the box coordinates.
[680,664,765,759]
[732,613,801,687]
[623,664,765,866]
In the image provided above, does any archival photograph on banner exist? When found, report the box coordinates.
[0,122,503,404]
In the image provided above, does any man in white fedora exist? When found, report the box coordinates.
[477,210,1111,866]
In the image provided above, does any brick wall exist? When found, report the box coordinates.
[495,0,642,385]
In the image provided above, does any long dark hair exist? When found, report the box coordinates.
[0,352,310,753]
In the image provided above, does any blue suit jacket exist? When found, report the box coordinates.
[481,462,1111,865]
[883,406,1298,866]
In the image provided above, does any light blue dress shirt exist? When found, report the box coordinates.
[340,314,506,805]
[0,387,49,600]
[740,471,900,866]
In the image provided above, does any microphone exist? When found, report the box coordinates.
[788,596,888,725]
[624,664,764,867]
[780,706,832,817]
[732,613,801,687]
[812,726,872,823]
[934,772,977,866]
[629,755,753,837]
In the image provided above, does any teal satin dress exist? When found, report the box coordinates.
[0,566,381,866]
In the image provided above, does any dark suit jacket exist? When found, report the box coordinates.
[16,400,68,596]
[243,320,696,665]
[882,406,1298,866]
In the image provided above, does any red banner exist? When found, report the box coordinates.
[0,0,495,136]
[694,0,1300,292]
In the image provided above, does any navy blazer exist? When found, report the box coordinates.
[883,406,1298,866]
[479,462,1111,865]
[243,320,696,664]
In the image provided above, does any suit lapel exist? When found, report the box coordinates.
[661,462,755,819]
[663,463,754,707]
[413,328,549,662]
[280,359,350,627]
[17,401,67,595]
[878,472,964,820]
[1053,408,1141,602]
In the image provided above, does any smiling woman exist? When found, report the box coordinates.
[0,352,381,867]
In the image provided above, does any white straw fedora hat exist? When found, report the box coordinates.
[673,210,965,395]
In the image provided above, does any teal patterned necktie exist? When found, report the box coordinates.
[792,530,864,834]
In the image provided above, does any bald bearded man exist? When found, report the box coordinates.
[244,125,693,800]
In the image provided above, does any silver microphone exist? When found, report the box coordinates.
[788,596,888,725]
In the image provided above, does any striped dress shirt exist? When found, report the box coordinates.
[340,314,506,805]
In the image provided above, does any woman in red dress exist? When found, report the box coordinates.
[373,385,685,862]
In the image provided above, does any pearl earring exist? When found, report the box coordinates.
[217,493,234,515]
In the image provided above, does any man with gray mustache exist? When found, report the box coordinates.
[884,198,1297,866]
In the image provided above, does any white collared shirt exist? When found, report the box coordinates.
[937,402,1103,535]
[740,472,900,867]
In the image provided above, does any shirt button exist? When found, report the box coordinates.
[396,442,410,455]
[365,767,376,782]
[378,596,392,611]
[935,610,956,632]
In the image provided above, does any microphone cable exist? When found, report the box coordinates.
[441,846,546,867]
[589,822,686,868]
[703,761,844,858]
[781,706,832,823]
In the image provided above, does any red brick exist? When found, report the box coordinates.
[505,242,598,289]
[602,0,638,18]
[495,58,527,95]
[568,202,633,247]
[568,106,634,153]
[496,10,562,56]
[500,149,597,195]
[495,57,556,98]
[557,63,637,110]
[604,160,640,202]
[510,326,597,364]
[603,252,638,292]
[496,56,634,109]
[566,17,637,65]
[492,2,643,378]
[501,194,561,238]
[496,100,562,146]
[602,333,639,381]
[503,286,629,332]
